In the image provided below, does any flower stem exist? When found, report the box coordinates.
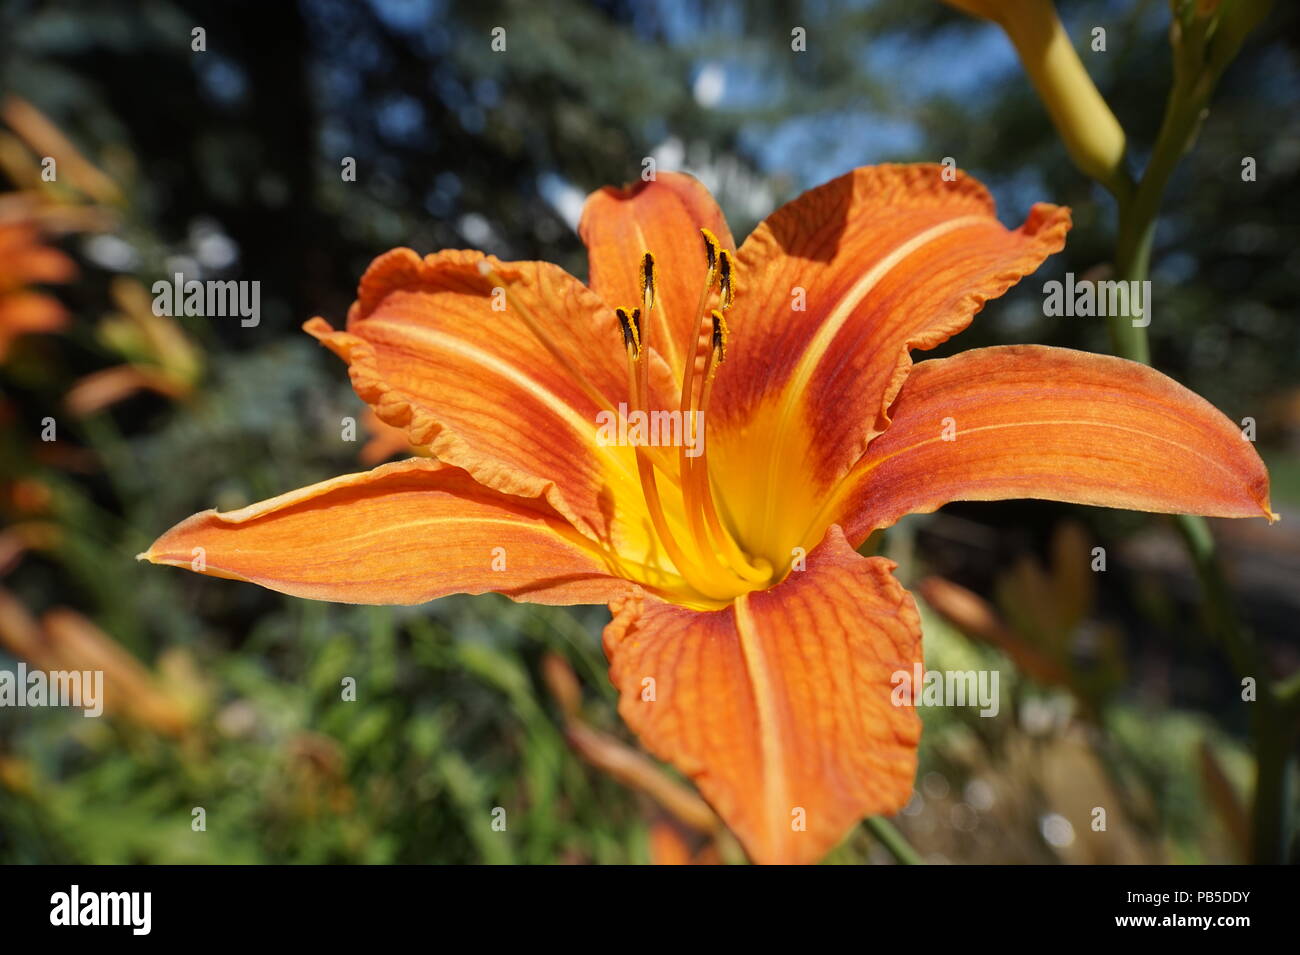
[864,816,924,865]
[1103,49,1295,865]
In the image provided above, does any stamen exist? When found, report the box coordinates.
[615,306,640,358]
[484,260,678,484]
[710,307,729,362]
[671,242,769,588]
[691,310,770,584]
[717,249,735,310]
[700,228,720,273]
[677,229,721,421]
[639,252,656,312]
[616,248,768,599]
[629,277,697,582]
[674,232,723,572]
[617,295,731,601]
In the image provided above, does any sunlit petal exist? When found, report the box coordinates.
[579,171,735,396]
[835,345,1276,544]
[604,525,922,864]
[710,164,1070,566]
[305,248,687,576]
[143,458,632,606]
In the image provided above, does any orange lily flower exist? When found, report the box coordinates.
[142,164,1273,864]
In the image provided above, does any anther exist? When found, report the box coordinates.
[683,305,771,588]
[710,308,728,364]
[700,228,720,273]
[717,250,735,310]
[639,252,656,312]
[615,306,641,357]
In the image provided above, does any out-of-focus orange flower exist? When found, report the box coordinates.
[143,166,1273,863]
[0,476,60,575]
[541,652,720,836]
[64,365,190,416]
[542,652,723,862]
[648,817,722,865]
[0,212,76,362]
[0,95,118,361]
[920,575,1072,688]
[66,276,202,415]
[0,95,123,206]
[0,588,192,736]
[919,521,1125,706]
[3,477,53,515]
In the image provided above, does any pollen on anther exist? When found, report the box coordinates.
[616,306,641,356]
[710,308,729,364]
[718,250,735,310]
[639,252,657,311]
[700,228,720,272]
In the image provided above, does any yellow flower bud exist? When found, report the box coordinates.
[943,0,1128,191]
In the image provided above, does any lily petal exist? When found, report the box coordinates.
[579,171,735,393]
[142,458,630,606]
[305,248,668,555]
[835,345,1276,544]
[604,525,922,864]
[710,164,1070,565]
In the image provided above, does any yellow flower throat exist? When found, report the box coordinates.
[480,232,775,604]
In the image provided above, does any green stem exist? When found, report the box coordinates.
[1175,513,1294,861]
[1103,57,1295,864]
[1107,77,1209,362]
[864,816,924,865]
